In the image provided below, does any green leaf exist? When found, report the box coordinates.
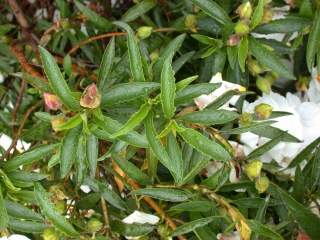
[306,10,320,72]
[249,37,294,79]
[0,186,8,230]
[98,37,115,90]
[111,102,151,138]
[0,169,20,191]
[122,0,156,22]
[3,144,60,172]
[34,183,79,236]
[60,125,82,178]
[132,188,191,202]
[179,109,238,125]
[175,83,220,105]
[177,125,231,162]
[169,201,215,212]
[190,0,230,25]
[23,73,51,92]
[288,137,320,168]
[161,54,176,119]
[206,90,240,110]
[92,115,149,148]
[8,219,47,233]
[175,75,198,92]
[250,0,265,29]
[111,220,154,237]
[248,220,284,240]
[222,121,276,134]
[166,133,184,183]
[39,46,80,110]
[238,36,248,72]
[86,133,98,178]
[153,34,186,81]
[0,24,15,36]
[252,126,301,143]
[75,135,87,185]
[113,21,145,82]
[74,0,111,30]
[292,166,304,203]
[272,183,320,239]
[53,113,82,132]
[112,153,151,185]
[227,46,238,69]
[254,17,311,33]
[172,216,220,236]
[5,200,43,221]
[101,82,159,107]
[63,54,72,77]
[84,178,127,210]
[173,51,195,73]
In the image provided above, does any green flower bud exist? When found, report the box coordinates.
[157,225,170,239]
[43,228,59,240]
[247,59,263,76]
[60,19,70,29]
[254,103,273,120]
[245,160,263,180]
[255,176,270,193]
[150,50,159,62]
[137,26,153,39]
[234,21,250,35]
[256,77,271,94]
[87,218,103,232]
[237,2,253,19]
[185,14,197,32]
[239,112,253,126]
[55,200,66,214]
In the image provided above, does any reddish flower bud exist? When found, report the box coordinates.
[80,83,101,109]
[44,93,62,110]
[227,34,240,46]
[297,232,311,240]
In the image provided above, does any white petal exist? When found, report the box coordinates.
[80,185,91,193]
[8,235,31,240]
[122,211,159,225]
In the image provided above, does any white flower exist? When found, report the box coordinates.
[80,185,91,193]
[217,231,241,240]
[0,134,31,155]
[194,73,245,110]
[240,92,320,168]
[307,67,320,103]
[122,211,160,225]
[0,72,4,83]
[0,234,31,240]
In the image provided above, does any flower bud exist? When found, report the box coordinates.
[245,160,263,180]
[237,2,253,19]
[247,59,263,76]
[234,21,250,35]
[150,50,159,62]
[60,19,70,29]
[239,112,253,126]
[262,8,273,24]
[185,14,197,32]
[254,103,273,120]
[55,200,66,214]
[255,176,269,193]
[137,26,153,39]
[227,34,240,46]
[44,93,62,110]
[51,115,66,132]
[87,218,103,232]
[256,77,271,94]
[80,83,101,109]
[43,228,59,240]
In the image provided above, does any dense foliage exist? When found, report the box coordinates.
[0,0,320,239]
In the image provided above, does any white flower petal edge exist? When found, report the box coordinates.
[122,210,160,225]
[194,73,245,110]
[217,231,241,240]
[240,91,320,168]
[0,235,31,240]
[307,68,320,103]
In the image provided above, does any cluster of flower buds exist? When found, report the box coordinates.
[255,103,273,119]
[244,160,269,193]
[137,26,153,39]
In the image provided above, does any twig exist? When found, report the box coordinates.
[12,79,26,124]
[68,28,176,55]
[100,197,110,228]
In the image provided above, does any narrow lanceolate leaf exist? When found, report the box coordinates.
[190,0,230,25]
[272,183,320,239]
[112,153,151,185]
[8,219,47,233]
[161,54,176,119]
[250,0,265,29]
[177,125,231,162]
[86,133,98,178]
[132,188,191,202]
[75,136,87,185]
[223,121,276,135]
[113,21,145,82]
[179,109,238,126]
[101,82,159,107]
[0,186,9,230]
[60,125,82,178]
[249,37,294,79]
[169,201,215,212]
[34,183,79,236]
[39,47,80,110]
[153,34,186,81]
[238,36,248,72]
[98,37,115,90]
[167,133,184,184]
[74,0,111,30]
[122,0,156,22]
[172,216,219,236]
[111,102,151,138]
[248,220,284,240]
[5,200,43,221]
[53,113,82,132]
[4,144,60,172]
[306,10,320,72]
